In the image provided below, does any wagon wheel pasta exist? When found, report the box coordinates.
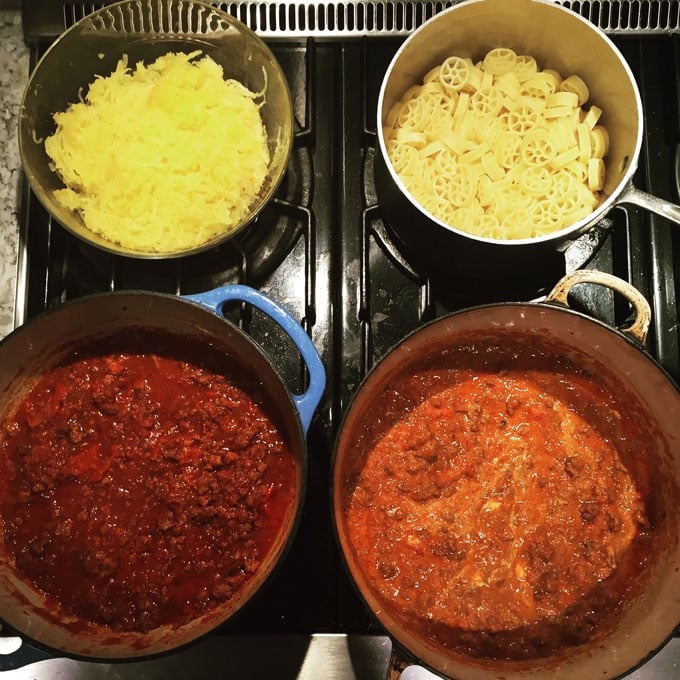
[383,47,609,239]
[439,56,472,92]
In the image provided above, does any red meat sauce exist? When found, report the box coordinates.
[0,331,298,633]
[344,336,655,660]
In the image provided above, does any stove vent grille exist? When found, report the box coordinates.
[60,0,680,37]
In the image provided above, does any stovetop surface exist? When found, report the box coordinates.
[3,2,680,678]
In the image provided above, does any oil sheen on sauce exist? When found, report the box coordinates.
[346,348,652,659]
[0,331,297,633]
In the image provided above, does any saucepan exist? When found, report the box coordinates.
[374,0,680,282]
[333,269,680,679]
[0,285,325,660]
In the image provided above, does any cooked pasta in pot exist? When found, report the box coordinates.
[383,47,609,240]
[44,51,271,253]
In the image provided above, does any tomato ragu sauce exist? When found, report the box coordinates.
[0,330,298,633]
[341,333,655,661]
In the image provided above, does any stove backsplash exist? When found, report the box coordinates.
[20,0,680,42]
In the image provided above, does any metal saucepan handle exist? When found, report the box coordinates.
[616,182,680,226]
[184,284,326,436]
[545,269,651,345]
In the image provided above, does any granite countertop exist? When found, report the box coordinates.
[0,9,28,340]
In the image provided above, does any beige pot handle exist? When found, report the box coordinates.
[545,269,651,345]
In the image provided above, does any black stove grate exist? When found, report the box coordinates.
[6,3,680,678]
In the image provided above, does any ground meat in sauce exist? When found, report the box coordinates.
[346,362,652,659]
[0,332,297,633]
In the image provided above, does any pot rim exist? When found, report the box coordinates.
[330,290,680,679]
[0,288,312,661]
[376,0,644,247]
[333,295,674,445]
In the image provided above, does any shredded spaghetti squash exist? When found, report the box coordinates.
[44,51,270,253]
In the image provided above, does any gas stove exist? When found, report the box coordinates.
[3,1,680,677]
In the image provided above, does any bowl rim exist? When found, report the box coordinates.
[18,0,295,260]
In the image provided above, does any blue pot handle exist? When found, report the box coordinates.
[184,285,326,436]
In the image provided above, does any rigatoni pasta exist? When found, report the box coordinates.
[383,47,609,239]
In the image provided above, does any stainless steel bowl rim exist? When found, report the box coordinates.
[376,0,647,247]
